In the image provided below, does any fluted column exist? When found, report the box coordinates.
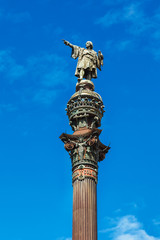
[72,178,97,240]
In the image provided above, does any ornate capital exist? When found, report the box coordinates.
[60,129,110,183]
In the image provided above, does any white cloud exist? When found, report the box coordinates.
[0,50,26,81]
[116,40,132,51]
[26,53,71,87]
[26,53,72,104]
[100,215,160,240]
[105,39,133,52]
[33,88,58,105]
[0,49,72,105]
[96,11,120,27]
[96,2,160,59]
[153,219,160,226]
[124,3,142,19]
[96,2,150,35]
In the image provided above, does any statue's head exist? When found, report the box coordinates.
[86,41,93,49]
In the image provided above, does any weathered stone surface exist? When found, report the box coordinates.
[60,39,110,240]
[63,40,103,80]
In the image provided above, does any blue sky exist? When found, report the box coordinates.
[0,0,160,239]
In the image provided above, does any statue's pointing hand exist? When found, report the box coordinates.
[62,39,73,48]
[62,39,69,46]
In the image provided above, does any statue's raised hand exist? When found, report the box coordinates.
[62,39,69,45]
[62,39,73,48]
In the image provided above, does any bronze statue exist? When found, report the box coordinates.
[63,40,103,81]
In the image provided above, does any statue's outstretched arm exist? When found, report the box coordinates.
[62,39,73,48]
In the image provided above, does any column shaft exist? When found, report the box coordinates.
[72,178,97,240]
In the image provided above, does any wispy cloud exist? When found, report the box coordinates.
[26,53,72,104]
[56,237,72,240]
[0,49,72,105]
[100,215,160,240]
[104,0,128,6]
[96,2,151,34]
[0,50,26,82]
[96,1,160,59]
[26,53,70,87]
[96,11,120,27]
[0,9,31,23]
[6,11,31,23]
[0,103,17,114]
[43,24,64,39]
[153,219,160,226]
[33,88,58,105]
[105,39,133,53]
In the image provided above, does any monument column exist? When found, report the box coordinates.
[60,40,110,240]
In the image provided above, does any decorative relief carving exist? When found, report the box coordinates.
[60,129,110,183]
[64,131,99,162]
[72,167,97,183]
[66,89,105,131]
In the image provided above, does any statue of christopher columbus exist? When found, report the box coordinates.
[63,40,103,81]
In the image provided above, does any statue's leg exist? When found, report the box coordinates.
[79,69,85,80]
[87,72,92,80]
[85,69,92,80]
